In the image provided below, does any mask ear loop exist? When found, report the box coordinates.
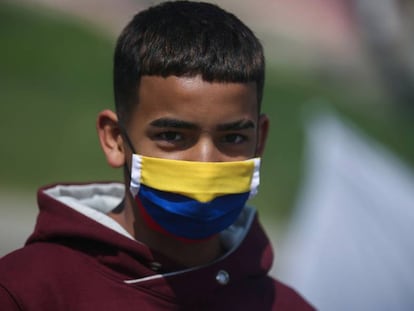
[117,121,137,180]
[117,120,142,211]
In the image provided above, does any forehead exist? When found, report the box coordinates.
[132,75,258,125]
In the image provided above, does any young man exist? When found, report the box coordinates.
[0,1,314,310]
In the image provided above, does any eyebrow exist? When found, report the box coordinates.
[149,118,255,131]
[150,118,198,129]
[216,119,255,131]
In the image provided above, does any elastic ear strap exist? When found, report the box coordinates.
[118,121,137,154]
[118,121,135,181]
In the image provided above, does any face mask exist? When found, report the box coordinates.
[129,154,261,241]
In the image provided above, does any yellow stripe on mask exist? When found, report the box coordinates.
[136,155,259,203]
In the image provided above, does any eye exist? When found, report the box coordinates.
[155,131,183,142]
[221,133,247,144]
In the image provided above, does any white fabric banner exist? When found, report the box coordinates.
[278,113,414,311]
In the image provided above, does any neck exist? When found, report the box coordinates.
[108,193,224,268]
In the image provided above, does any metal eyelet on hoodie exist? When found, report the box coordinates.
[150,262,162,272]
[216,270,230,285]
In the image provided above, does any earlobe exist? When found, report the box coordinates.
[96,109,126,168]
[256,114,269,157]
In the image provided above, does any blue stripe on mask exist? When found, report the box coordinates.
[138,184,249,240]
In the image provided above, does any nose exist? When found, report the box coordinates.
[189,135,223,162]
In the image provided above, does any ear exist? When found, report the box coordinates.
[256,113,269,157]
[96,109,126,168]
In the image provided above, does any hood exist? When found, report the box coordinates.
[27,182,274,300]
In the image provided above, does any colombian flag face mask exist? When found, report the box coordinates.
[129,154,261,241]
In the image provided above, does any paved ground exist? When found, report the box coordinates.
[0,190,37,257]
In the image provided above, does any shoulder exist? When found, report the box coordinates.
[0,242,92,307]
[0,241,98,285]
[0,244,59,310]
[0,284,21,311]
[0,242,83,278]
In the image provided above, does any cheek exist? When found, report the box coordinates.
[134,141,158,157]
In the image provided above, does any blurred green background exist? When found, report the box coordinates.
[1,1,414,227]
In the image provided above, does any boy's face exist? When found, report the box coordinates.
[125,75,268,162]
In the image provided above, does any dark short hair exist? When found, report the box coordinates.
[114,1,265,123]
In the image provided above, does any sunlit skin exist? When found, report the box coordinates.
[97,75,269,267]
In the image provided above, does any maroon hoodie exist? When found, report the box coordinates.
[0,183,314,310]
